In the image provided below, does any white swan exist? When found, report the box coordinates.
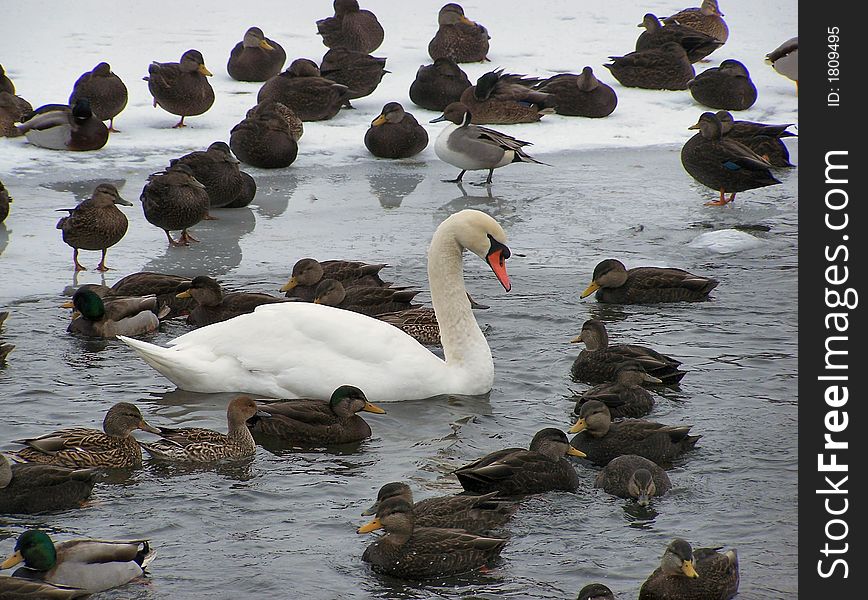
[118,210,511,401]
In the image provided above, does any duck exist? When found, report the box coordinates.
[573,360,660,419]
[175,275,290,327]
[68,62,128,132]
[364,102,428,159]
[280,258,389,302]
[580,258,719,303]
[227,27,286,82]
[377,292,488,345]
[74,271,195,319]
[11,402,160,468]
[140,163,210,245]
[313,279,421,316]
[569,400,700,466]
[428,3,490,63]
[141,396,264,462]
[0,576,90,599]
[681,111,781,205]
[17,99,109,150]
[0,64,14,94]
[662,0,729,44]
[362,481,516,534]
[144,49,214,128]
[593,454,672,505]
[118,209,512,401]
[56,183,131,272]
[169,142,247,212]
[0,530,156,594]
[714,110,796,167]
[246,100,303,141]
[1,178,12,223]
[66,287,169,339]
[0,90,32,137]
[569,319,686,385]
[454,428,585,495]
[533,67,617,118]
[459,69,556,124]
[409,58,472,111]
[357,497,507,580]
[688,59,757,110]
[577,583,616,600]
[635,13,723,63]
[0,453,97,514]
[431,102,545,185]
[257,58,349,121]
[766,37,798,90]
[319,47,388,107]
[639,538,739,600]
[316,0,384,54]
[604,42,695,90]
[230,104,299,169]
[247,385,385,445]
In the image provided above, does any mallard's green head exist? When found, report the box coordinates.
[2,530,57,571]
[72,287,106,321]
[329,385,385,417]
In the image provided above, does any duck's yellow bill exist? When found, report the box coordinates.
[682,559,699,578]
[61,300,75,309]
[199,65,213,77]
[569,334,583,344]
[580,282,599,299]
[567,447,586,458]
[363,401,386,414]
[568,419,587,434]
[279,277,298,293]
[260,40,275,51]
[357,518,382,534]
[1,550,23,569]
[176,290,192,299]
[371,115,388,127]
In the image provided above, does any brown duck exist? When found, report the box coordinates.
[715,110,795,167]
[0,90,32,137]
[635,13,723,63]
[140,163,209,246]
[580,258,718,303]
[56,183,131,271]
[257,58,349,121]
[0,453,97,514]
[364,102,428,159]
[573,360,660,419]
[319,47,388,107]
[662,0,729,44]
[170,141,247,212]
[604,42,695,90]
[280,258,389,301]
[230,104,299,169]
[175,275,291,327]
[313,279,420,316]
[68,62,128,132]
[409,57,472,112]
[428,3,490,63]
[534,67,617,118]
[459,69,556,124]
[227,27,286,82]
[639,538,739,600]
[316,0,384,54]
[145,49,214,128]
[594,454,672,505]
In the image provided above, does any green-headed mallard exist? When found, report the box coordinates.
[313,278,421,316]
[0,64,14,94]
[534,67,617,118]
[140,163,209,246]
[16,99,109,151]
[1,530,155,594]
[145,49,214,128]
[247,385,385,445]
[357,497,507,579]
[0,453,96,514]
[593,454,672,505]
[574,360,660,418]
[662,0,729,43]
[569,400,700,466]
[12,402,160,468]
[364,102,428,159]
[454,428,585,495]
[362,481,516,534]
[0,575,89,599]
[569,319,686,384]
[428,3,490,63]
[409,58,472,112]
[639,538,739,600]
[257,58,349,121]
[175,275,290,327]
[431,102,545,185]
[0,178,11,223]
[230,103,299,169]
[320,47,388,107]
[580,259,718,303]
[56,183,131,271]
[635,14,723,63]
[316,0,384,54]
[688,59,757,110]
[141,395,264,463]
[169,141,247,212]
[68,62,128,132]
[766,37,797,90]
[280,258,389,301]
[0,91,32,138]
[459,69,556,124]
[227,27,286,82]
[577,583,616,600]
[681,111,781,205]
[715,110,795,167]
[377,293,488,346]
[66,288,168,338]
[604,42,695,90]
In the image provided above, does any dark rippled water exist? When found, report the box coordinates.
[0,144,797,599]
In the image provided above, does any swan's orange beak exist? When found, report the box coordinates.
[486,249,510,292]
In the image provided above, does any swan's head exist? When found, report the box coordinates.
[447,209,511,292]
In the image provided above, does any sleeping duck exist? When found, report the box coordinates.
[17,99,109,150]
[409,57,472,112]
[316,0,384,54]
[68,62,128,132]
[0,453,97,514]
[257,58,349,121]
[66,288,168,338]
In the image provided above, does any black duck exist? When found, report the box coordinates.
[454,428,585,495]
[316,0,384,54]
[569,400,700,466]
[639,538,739,600]
[230,104,299,169]
[409,58,472,111]
[428,3,490,63]
[56,183,131,271]
[0,453,96,514]
[170,141,247,212]
[140,163,209,246]
[681,111,780,205]
[319,47,387,107]
[715,110,795,167]
[577,583,616,600]
[357,497,507,579]
[68,62,128,131]
[0,90,32,137]
[17,99,109,151]
[145,49,214,128]
[573,360,660,419]
[459,69,556,124]
[175,275,290,327]
[257,58,349,121]
[280,258,388,301]
[362,481,516,534]
[225,171,257,208]
[247,385,385,445]
[604,42,695,90]
[364,102,428,159]
[247,100,303,140]
[593,454,672,505]
[313,279,421,316]
[662,0,729,43]
[227,27,286,82]
[66,288,168,338]
[688,59,757,110]
[635,13,723,63]
[534,67,617,118]
[580,258,718,303]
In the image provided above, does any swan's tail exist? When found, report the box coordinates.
[117,335,180,379]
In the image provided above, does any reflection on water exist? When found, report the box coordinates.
[251,171,301,219]
[366,168,424,209]
[436,183,524,229]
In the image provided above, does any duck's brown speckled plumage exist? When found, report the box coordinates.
[593,454,672,503]
[459,70,556,124]
[635,13,723,63]
[0,454,97,514]
[246,101,303,141]
[409,58,472,112]
[662,0,729,43]
[316,0,384,54]
[0,91,32,137]
[227,27,286,82]
[281,258,388,301]
[231,104,299,169]
[1,178,12,223]
[176,275,290,327]
[639,538,739,600]
[320,47,387,105]
[428,3,490,63]
[581,258,718,304]
[257,59,349,121]
[170,142,246,210]
[715,110,795,167]
[574,360,658,418]
[604,42,695,90]
[0,64,15,94]
[314,279,420,316]
[68,62,128,131]
[140,163,209,246]
[688,59,756,111]
[56,183,131,271]
[145,49,214,127]
[534,67,617,118]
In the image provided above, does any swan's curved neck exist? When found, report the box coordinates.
[428,221,492,373]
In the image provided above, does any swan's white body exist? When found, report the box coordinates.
[119,210,510,401]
